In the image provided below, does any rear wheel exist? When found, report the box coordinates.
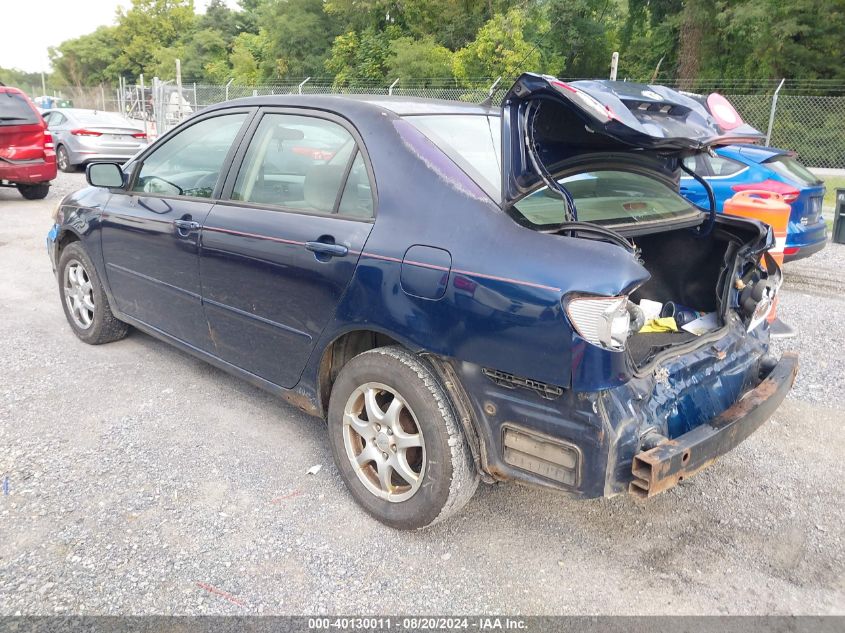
[57,242,129,345]
[56,145,74,173]
[327,346,478,529]
[17,183,50,200]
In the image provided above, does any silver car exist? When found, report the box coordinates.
[43,109,149,172]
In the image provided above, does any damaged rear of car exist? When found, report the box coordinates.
[479,74,798,498]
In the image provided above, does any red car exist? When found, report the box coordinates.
[0,85,56,199]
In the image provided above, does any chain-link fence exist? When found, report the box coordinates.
[41,79,845,169]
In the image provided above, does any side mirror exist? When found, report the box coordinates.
[86,162,125,188]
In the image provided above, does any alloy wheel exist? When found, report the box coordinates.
[63,260,95,329]
[342,382,426,502]
[57,147,69,171]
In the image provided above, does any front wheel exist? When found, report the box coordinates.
[17,183,50,200]
[57,242,129,344]
[327,346,478,529]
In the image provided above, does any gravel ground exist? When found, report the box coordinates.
[0,172,843,616]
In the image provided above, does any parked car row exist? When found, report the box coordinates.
[47,75,799,528]
[1,84,148,200]
[681,145,827,261]
[0,85,56,199]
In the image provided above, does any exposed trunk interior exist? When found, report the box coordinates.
[628,225,752,367]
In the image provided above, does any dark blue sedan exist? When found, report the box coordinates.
[47,75,797,528]
[680,145,827,261]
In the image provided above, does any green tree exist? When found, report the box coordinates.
[109,0,197,79]
[259,0,338,79]
[325,27,399,85]
[386,36,454,84]
[228,32,264,84]
[49,26,120,87]
[452,7,543,85]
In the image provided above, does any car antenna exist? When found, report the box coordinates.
[478,77,501,108]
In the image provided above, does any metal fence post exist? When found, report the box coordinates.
[389,77,400,95]
[298,77,311,94]
[225,78,233,101]
[139,74,148,138]
[765,78,786,146]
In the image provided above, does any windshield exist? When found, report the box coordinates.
[404,114,501,199]
[0,92,39,125]
[512,170,700,230]
[763,155,821,187]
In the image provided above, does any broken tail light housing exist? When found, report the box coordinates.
[566,295,630,350]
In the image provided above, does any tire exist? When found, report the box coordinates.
[57,242,129,345]
[56,145,75,173]
[327,346,478,529]
[17,183,50,200]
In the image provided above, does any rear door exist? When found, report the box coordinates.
[199,109,375,388]
[100,109,252,351]
[682,153,750,211]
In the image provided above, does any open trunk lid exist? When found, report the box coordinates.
[501,73,764,206]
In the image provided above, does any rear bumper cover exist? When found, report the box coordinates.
[629,351,798,497]
[0,157,56,184]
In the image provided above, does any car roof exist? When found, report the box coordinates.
[212,93,499,117]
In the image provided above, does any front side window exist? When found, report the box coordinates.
[231,113,360,215]
[512,170,699,230]
[133,112,248,198]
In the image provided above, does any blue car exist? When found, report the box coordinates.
[46,74,796,528]
[680,145,827,261]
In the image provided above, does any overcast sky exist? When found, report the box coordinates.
[1,0,235,73]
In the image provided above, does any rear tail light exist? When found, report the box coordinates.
[566,295,630,350]
[732,180,800,203]
[551,79,616,122]
[43,133,54,150]
[71,129,102,137]
[783,247,800,256]
[131,132,147,140]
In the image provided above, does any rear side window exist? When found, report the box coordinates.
[133,113,248,198]
[764,155,821,187]
[231,113,367,216]
[405,114,501,200]
[702,155,746,177]
[0,92,39,125]
[338,152,374,218]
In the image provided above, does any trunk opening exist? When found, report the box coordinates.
[628,224,758,367]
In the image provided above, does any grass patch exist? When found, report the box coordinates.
[820,175,845,213]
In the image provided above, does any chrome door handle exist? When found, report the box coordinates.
[174,219,200,232]
[305,241,348,257]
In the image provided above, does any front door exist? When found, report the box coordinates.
[199,111,375,387]
[100,111,251,351]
